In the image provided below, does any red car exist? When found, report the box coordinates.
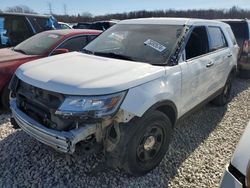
[0,29,102,110]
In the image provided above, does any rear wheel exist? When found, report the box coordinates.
[107,111,173,176]
[1,86,10,111]
[212,74,233,106]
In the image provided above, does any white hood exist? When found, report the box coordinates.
[16,52,165,95]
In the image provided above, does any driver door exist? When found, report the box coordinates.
[179,26,213,115]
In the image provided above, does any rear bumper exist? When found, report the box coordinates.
[10,99,97,153]
[220,166,243,188]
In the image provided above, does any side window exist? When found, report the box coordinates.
[0,16,31,47]
[207,27,228,51]
[226,27,237,45]
[57,36,88,52]
[27,17,42,32]
[0,17,9,47]
[88,35,98,42]
[27,17,58,32]
[248,21,250,39]
[35,17,52,31]
[185,26,209,60]
[60,24,71,29]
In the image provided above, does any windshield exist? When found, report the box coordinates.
[84,24,183,65]
[14,32,63,55]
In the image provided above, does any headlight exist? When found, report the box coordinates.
[55,91,127,118]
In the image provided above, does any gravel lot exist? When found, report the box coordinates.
[0,78,249,188]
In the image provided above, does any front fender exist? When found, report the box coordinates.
[120,72,181,118]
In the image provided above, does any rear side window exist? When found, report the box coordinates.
[248,21,250,39]
[0,17,8,47]
[74,23,91,29]
[225,27,237,45]
[226,22,248,47]
[90,23,110,31]
[58,36,88,52]
[88,35,98,42]
[207,27,228,51]
[27,16,60,33]
[34,17,49,31]
[59,23,71,29]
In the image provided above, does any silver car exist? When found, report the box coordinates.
[220,121,250,188]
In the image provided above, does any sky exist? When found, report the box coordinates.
[1,0,250,16]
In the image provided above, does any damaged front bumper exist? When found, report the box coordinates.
[10,99,97,154]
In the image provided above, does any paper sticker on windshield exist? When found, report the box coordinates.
[48,34,59,39]
[108,32,127,42]
[144,39,166,52]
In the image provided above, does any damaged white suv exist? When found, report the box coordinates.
[10,18,238,176]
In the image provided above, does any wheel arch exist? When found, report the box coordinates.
[143,100,178,127]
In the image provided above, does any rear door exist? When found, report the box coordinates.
[206,26,232,91]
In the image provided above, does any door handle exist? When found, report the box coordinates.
[206,61,214,68]
[227,54,233,58]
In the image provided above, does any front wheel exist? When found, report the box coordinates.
[108,110,173,176]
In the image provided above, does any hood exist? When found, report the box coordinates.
[16,52,165,95]
[231,121,250,176]
[0,48,39,63]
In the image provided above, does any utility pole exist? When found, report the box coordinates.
[48,2,53,15]
[63,4,67,15]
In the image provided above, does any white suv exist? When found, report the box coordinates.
[9,18,238,176]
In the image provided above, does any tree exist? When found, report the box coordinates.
[54,6,250,23]
[5,5,36,14]
[81,12,93,18]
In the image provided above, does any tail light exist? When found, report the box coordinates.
[243,40,250,55]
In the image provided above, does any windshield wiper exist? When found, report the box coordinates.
[13,48,27,55]
[93,52,134,61]
[150,63,166,66]
[82,49,94,55]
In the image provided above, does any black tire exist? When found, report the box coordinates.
[1,86,10,111]
[212,74,233,106]
[107,110,173,176]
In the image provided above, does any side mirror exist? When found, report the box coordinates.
[52,48,69,55]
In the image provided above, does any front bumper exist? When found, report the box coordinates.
[10,99,97,153]
[220,166,243,188]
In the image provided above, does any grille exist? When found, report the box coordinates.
[16,80,64,129]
